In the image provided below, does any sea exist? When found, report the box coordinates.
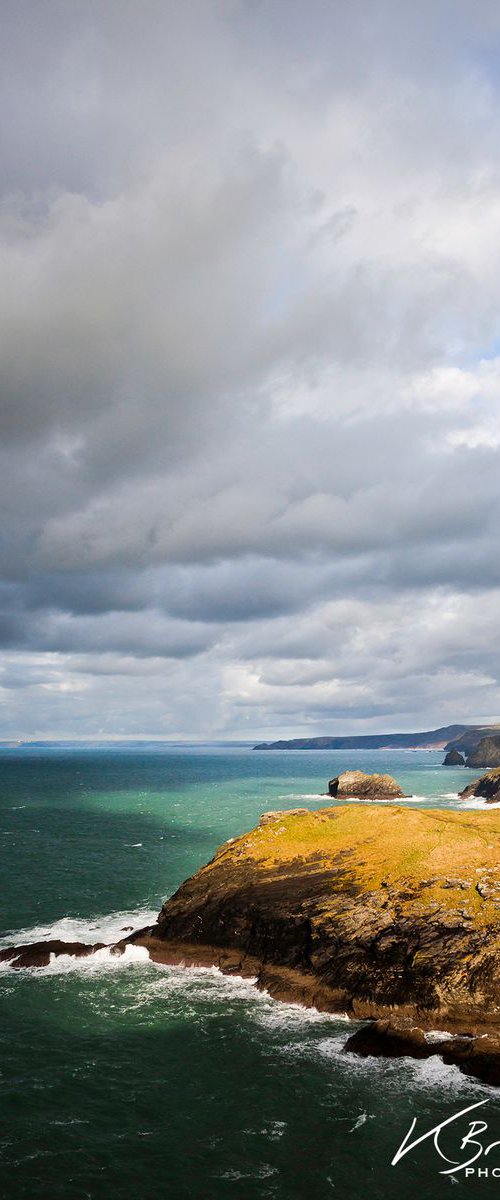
[1,743,499,1200]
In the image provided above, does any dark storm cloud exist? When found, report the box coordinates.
[1,0,500,737]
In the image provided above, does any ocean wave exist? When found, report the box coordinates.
[252,997,349,1030]
[309,1035,485,1094]
[346,796,422,804]
[0,943,151,976]
[276,793,327,801]
[0,906,158,950]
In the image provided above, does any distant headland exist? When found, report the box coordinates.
[254,723,500,755]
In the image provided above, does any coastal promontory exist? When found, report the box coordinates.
[465,735,500,769]
[4,803,500,1083]
[125,804,500,1068]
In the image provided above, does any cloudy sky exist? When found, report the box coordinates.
[1,0,500,740]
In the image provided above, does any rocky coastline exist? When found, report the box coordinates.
[465,736,500,769]
[460,767,500,804]
[4,792,500,1085]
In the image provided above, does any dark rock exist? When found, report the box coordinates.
[442,1035,500,1086]
[460,768,500,804]
[344,1019,431,1059]
[327,770,405,799]
[443,749,465,766]
[344,1019,500,1087]
[466,736,500,769]
[0,939,106,969]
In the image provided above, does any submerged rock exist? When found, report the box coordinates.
[443,748,465,766]
[327,770,405,799]
[460,767,500,805]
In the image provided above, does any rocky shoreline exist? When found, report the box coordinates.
[4,788,500,1085]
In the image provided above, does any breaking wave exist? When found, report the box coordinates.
[0,906,158,951]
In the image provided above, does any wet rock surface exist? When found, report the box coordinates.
[460,767,500,804]
[0,939,107,969]
[344,1019,500,1086]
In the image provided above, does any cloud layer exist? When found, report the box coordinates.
[1,0,500,738]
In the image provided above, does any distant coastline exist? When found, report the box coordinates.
[254,723,500,752]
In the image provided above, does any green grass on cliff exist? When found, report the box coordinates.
[209,804,500,926]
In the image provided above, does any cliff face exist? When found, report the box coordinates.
[141,805,500,1034]
[466,736,500,769]
[448,725,500,756]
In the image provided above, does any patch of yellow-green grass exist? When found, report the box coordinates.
[207,805,500,926]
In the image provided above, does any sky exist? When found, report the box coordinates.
[1,0,500,741]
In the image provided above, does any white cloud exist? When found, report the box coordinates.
[1,0,500,737]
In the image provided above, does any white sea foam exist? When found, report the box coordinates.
[460,796,500,810]
[43,943,150,975]
[277,793,327,801]
[0,941,151,975]
[253,995,349,1030]
[137,961,349,1032]
[299,1026,490,1094]
[346,795,422,804]
[0,907,158,950]
[409,1054,486,1093]
[349,1112,369,1132]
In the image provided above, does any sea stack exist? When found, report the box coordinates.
[443,748,465,766]
[327,770,405,799]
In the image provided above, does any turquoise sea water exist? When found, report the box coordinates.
[1,745,499,1199]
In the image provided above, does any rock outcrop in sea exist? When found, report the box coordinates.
[443,748,465,766]
[460,767,500,804]
[327,770,405,799]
